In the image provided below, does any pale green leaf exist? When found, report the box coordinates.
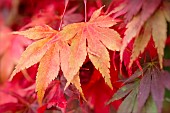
[151,10,167,69]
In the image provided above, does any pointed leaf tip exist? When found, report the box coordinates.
[89,6,105,21]
[71,72,86,101]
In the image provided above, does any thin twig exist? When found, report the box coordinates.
[84,0,87,22]
[59,0,69,30]
[21,69,34,82]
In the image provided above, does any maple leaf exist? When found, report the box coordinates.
[137,65,170,113]
[59,6,122,89]
[108,62,170,113]
[121,0,170,68]
[10,7,121,104]
[112,0,162,23]
[137,66,166,113]
[117,0,162,61]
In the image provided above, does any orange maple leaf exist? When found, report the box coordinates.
[10,25,59,104]
[10,7,122,105]
[60,6,122,90]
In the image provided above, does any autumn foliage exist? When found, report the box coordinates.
[0,0,170,113]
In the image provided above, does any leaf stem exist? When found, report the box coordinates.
[113,51,117,70]
[59,0,69,30]
[21,69,34,82]
[84,0,87,22]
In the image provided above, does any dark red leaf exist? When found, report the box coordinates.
[124,67,147,84]
[161,70,170,90]
[140,0,162,23]
[0,103,25,112]
[107,83,135,104]
[151,68,165,113]
[163,59,170,67]
[137,69,151,112]
[121,0,143,22]
[37,104,47,113]
[117,88,138,113]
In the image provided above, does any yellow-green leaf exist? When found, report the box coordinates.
[130,22,152,67]
[151,10,167,69]
[120,15,143,61]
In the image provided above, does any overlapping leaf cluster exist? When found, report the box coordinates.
[106,0,170,113]
[2,0,170,112]
[108,63,170,113]
[113,0,170,68]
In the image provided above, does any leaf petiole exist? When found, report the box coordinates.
[84,0,87,22]
[59,0,69,30]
